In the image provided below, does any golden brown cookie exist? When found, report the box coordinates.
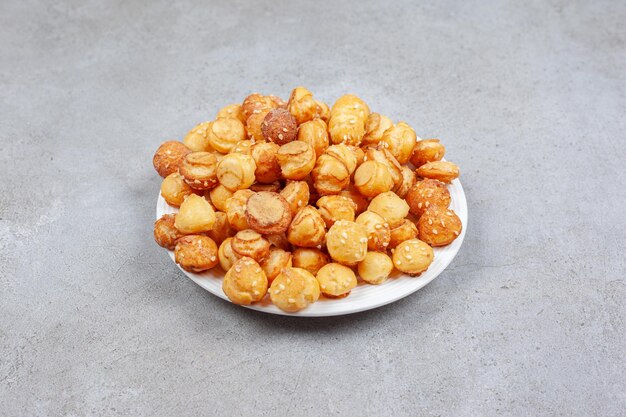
[174,194,216,234]
[245,191,293,234]
[388,218,418,249]
[392,239,434,275]
[410,139,445,167]
[355,210,391,251]
[241,93,276,121]
[225,189,255,231]
[280,180,310,215]
[266,233,292,251]
[288,87,318,125]
[339,189,369,215]
[207,118,247,153]
[231,229,271,262]
[291,248,329,275]
[367,191,409,228]
[246,109,270,142]
[405,179,451,217]
[328,94,370,146]
[364,145,403,187]
[316,195,357,228]
[353,160,394,197]
[326,220,368,265]
[218,237,241,271]
[417,207,462,247]
[324,144,358,175]
[357,252,393,284]
[286,205,326,248]
[269,267,320,312]
[249,141,281,184]
[174,235,219,273]
[316,263,357,297]
[297,118,329,158]
[161,172,199,207]
[262,108,298,145]
[311,153,351,195]
[260,247,292,283]
[416,161,460,183]
[154,214,185,250]
[363,113,394,146]
[380,122,417,164]
[216,153,256,191]
[207,184,234,212]
[276,141,316,180]
[314,100,330,122]
[183,121,214,152]
[179,152,219,190]
[216,103,246,124]
[153,141,191,178]
[222,257,268,305]
[205,211,235,246]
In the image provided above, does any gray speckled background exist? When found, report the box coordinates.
[1,0,625,416]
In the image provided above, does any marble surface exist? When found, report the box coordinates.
[1,0,624,415]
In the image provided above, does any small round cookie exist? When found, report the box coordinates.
[261,108,298,145]
[292,248,329,276]
[207,118,247,154]
[222,257,268,305]
[326,220,368,266]
[241,93,276,121]
[246,109,270,142]
[205,211,235,246]
[174,235,219,273]
[297,118,329,158]
[260,247,292,283]
[417,207,462,247]
[410,139,445,167]
[266,233,292,251]
[367,191,410,228]
[245,191,293,234]
[280,180,310,215]
[218,237,241,272]
[179,152,219,190]
[363,113,394,146]
[250,141,281,184]
[405,179,451,217]
[216,153,256,191]
[353,160,394,197]
[358,252,394,285]
[355,210,391,251]
[286,205,326,248]
[225,189,255,231]
[207,184,234,212]
[216,103,246,124]
[153,141,191,178]
[161,172,198,207]
[288,87,318,125]
[393,166,416,199]
[416,161,460,184]
[269,267,320,312]
[174,194,216,234]
[269,94,288,109]
[311,153,351,195]
[230,140,253,155]
[154,214,185,250]
[392,239,434,275]
[231,229,270,262]
[314,99,330,122]
[364,146,403,187]
[316,195,356,228]
[380,122,417,164]
[335,191,364,216]
[316,263,357,298]
[389,218,418,249]
[324,144,358,175]
[276,141,316,180]
[183,121,214,152]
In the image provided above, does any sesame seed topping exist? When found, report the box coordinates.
[406,255,412,260]
[288,298,296,303]
[432,229,438,235]
[341,232,348,239]
[340,239,346,244]
[279,284,285,290]
[278,133,284,140]
[425,202,430,207]
[428,218,433,225]
[453,231,459,236]
[375,224,382,229]
[282,127,288,132]
[418,202,423,208]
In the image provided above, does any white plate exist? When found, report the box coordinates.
[156,179,467,317]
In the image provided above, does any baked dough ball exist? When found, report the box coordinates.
[269,267,320,312]
[246,109,270,142]
[389,218,418,249]
[276,141,316,180]
[216,103,246,125]
[287,205,326,248]
[316,195,356,228]
[393,166,416,198]
[380,122,417,164]
[261,108,298,145]
[225,189,254,231]
[174,194,216,234]
[161,172,198,207]
[416,161,460,183]
[183,121,214,152]
[230,140,253,155]
[355,210,391,251]
[311,153,351,195]
[280,180,310,214]
[316,263,357,297]
[325,144,358,175]
[245,191,293,234]
[417,207,462,247]
[260,247,292,282]
[405,179,451,217]
[326,220,368,265]
[358,252,393,285]
[328,94,370,146]
[297,119,329,158]
[216,153,256,191]
[153,141,191,177]
[179,152,219,190]
[154,214,185,250]
[367,191,409,228]
[288,87,318,125]
[248,141,280,184]
[205,211,235,246]
[174,235,219,273]
[315,100,330,122]
[207,118,246,154]
[339,189,369,215]
[353,160,394,197]
[207,184,234,212]
[410,139,445,167]
[222,257,268,305]
[266,233,292,251]
[364,146,403,187]
[363,113,393,146]
[392,239,434,275]
[231,229,271,262]
[218,237,241,271]
[268,94,288,109]
[291,248,329,276]
[241,93,276,121]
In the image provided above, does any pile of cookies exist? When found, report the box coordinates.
[153,87,462,312]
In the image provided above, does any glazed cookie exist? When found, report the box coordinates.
[245,191,293,234]
[417,207,462,247]
[222,257,268,305]
[316,263,357,298]
[216,153,256,191]
[280,180,310,215]
[288,87,318,125]
[183,121,214,152]
[216,103,246,125]
[297,118,329,158]
[380,122,417,164]
[174,235,219,273]
[205,211,235,246]
[392,239,434,275]
[311,153,351,195]
[269,267,320,312]
[326,220,368,265]
[363,113,393,146]
[207,118,247,154]
[393,165,416,199]
[207,184,234,212]
[241,93,276,121]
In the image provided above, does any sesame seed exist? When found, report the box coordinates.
[406,255,412,260]
[425,202,430,207]
[360,237,368,243]
[396,260,402,265]
[382,242,389,247]
[278,133,284,140]
[274,289,281,294]
[279,284,285,290]
[453,231,459,236]
[210,256,216,262]
[286,279,291,284]
[432,229,438,235]
[340,239,346,244]
[404,246,410,252]
[418,202,423,208]
[428,219,433,225]
[375,224,382,229]
[282,127,288,132]
[441,220,446,227]
[341,232,348,239]
[288,298,296,303]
